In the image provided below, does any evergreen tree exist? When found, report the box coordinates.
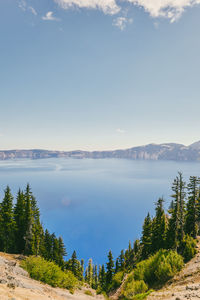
[178,172,186,241]
[31,194,42,256]
[93,265,98,289]
[0,186,15,253]
[14,189,25,253]
[119,250,125,271]
[85,267,88,283]
[58,237,67,268]
[99,264,106,290]
[185,176,200,238]
[115,258,119,273]
[141,212,152,259]
[87,258,93,286]
[80,259,84,281]
[65,251,83,280]
[166,174,186,250]
[106,250,114,286]
[42,229,53,260]
[151,198,167,252]
[24,184,34,255]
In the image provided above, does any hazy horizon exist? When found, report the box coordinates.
[0,139,199,152]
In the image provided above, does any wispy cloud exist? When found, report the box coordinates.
[54,0,200,22]
[113,16,133,30]
[29,6,37,16]
[42,11,60,21]
[116,128,126,134]
[18,0,26,11]
[18,0,37,16]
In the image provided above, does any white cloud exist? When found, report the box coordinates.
[54,0,200,22]
[42,11,60,21]
[127,0,200,22]
[113,16,133,30]
[29,6,37,16]
[54,0,120,15]
[116,128,126,134]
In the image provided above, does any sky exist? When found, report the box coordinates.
[0,0,200,151]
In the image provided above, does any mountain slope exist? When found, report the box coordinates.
[0,253,104,300]
[147,237,200,300]
[0,141,200,161]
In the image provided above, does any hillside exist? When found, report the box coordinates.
[1,141,200,161]
[0,253,104,300]
[146,238,200,300]
[2,242,200,300]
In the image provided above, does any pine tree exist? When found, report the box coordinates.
[80,259,84,281]
[151,198,167,252]
[42,229,53,260]
[178,172,186,241]
[93,265,98,289]
[106,250,114,286]
[24,184,34,255]
[58,237,67,268]
[85,267,88,283]
[166,174,186,250]
[14,189,25,253]
[71,250,78,276]
[0,186,15,253]
[141,213,152,259]
[99,264,106,290]
[119,250,125,271]
[168,173,186,250]
[115,258,119,273]
[52,234,60,264]
[185,176,200,238]
[31,194,43,256]
[87,258,93,286]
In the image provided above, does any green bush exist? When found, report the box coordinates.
[131,290,154,300]
[84,290,93,296]
[133,249,183,286]
[21,256,78,291]
[110,271,124,290]
[123,280,148,299]
[180,235,197,262]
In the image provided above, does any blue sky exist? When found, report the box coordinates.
[1,0,200,150]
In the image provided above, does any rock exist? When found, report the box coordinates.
[7,282,15,289]
[13,266,28,277]
[0,278,8,284]
[7,261,17,267]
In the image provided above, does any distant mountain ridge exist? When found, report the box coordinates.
[0,141,200,161]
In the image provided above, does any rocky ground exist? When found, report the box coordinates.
[0,253,104,300]
[147,239,200,300]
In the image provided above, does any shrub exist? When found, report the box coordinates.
[21,256,78,291]
[155,251,183,283]
[133,249,184,286]
[123,280,148,299]
[180,235,197,262]
[110,271,124,290]
[84,290,93,296]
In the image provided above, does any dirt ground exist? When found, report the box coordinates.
[147,239,200,300]
[0,252,104,300]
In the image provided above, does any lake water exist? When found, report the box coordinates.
[0,158,199,265]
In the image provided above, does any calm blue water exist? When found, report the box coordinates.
[0,158,199,265]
